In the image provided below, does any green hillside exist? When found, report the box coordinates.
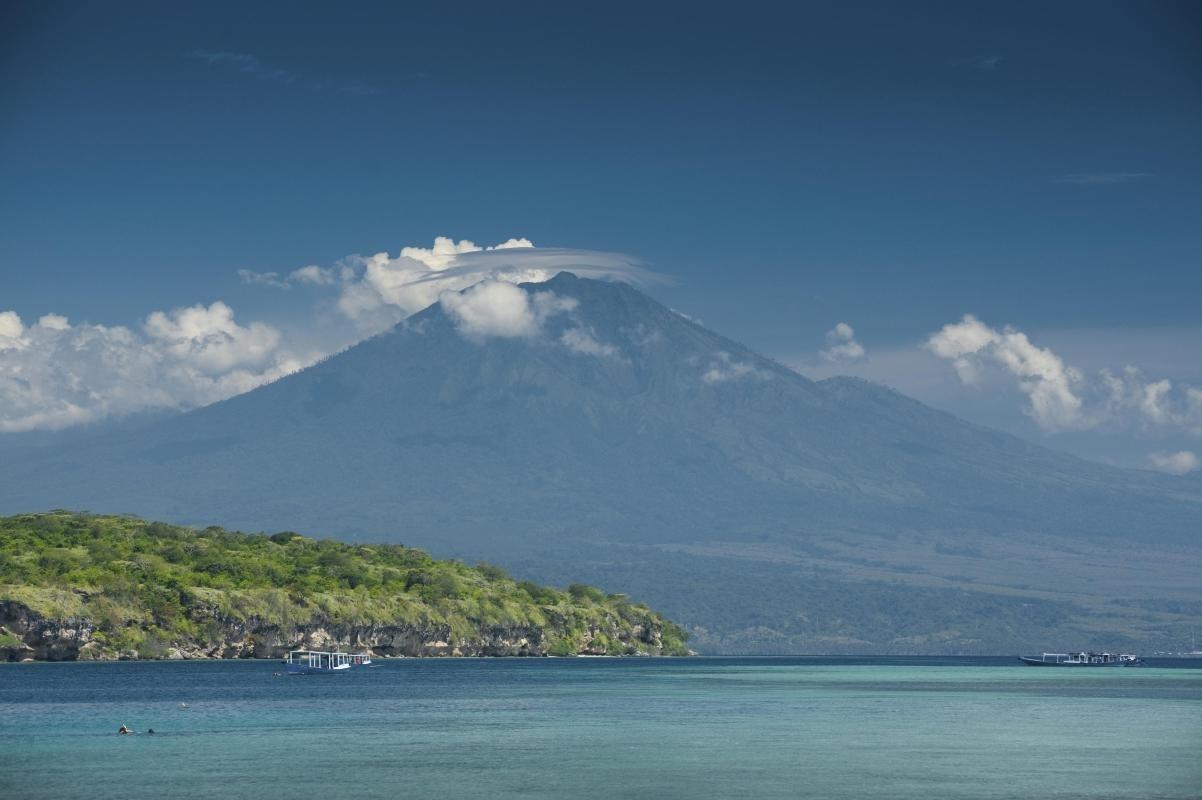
[0,511,689,661]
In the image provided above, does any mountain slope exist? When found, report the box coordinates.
[2,273,1200,652]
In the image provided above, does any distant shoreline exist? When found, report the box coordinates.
[4,654,1199,668]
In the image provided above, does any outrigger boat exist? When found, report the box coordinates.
[1019,652,1142,667]
[283,650,353,674]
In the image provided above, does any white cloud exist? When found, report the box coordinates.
[927,315,1086,430]
[37,313,70,331]
[561,327,620,359]
[926,314,1003,384]
[237,269,290,289]
[0,305,314,433]
[342,237,538,323]
[326,237,656,333]
[144,302,282,376]
[820,322,865,364]
[438,280,577,341]
[403,236,532,270]
[1148,450,1199,475]
[3,235,657,432]
[290,265,338,286]
[238,237,657,333]
[702,352,769,384]
[238,264,342,289]
[1190,388,1202,434]
[0,311,25,349]
[927,314,1202,434]
[1140,379,1173,424]
[1098,367,1202,435]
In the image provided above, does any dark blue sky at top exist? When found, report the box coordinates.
[1,0,1200,464]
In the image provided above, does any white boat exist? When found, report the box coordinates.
[1018,651,1141,667]
[283,650,353,674]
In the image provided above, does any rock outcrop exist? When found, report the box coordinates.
[0,599,675,661]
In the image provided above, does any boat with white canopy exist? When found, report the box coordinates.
[1018,652,1141,667]
[283,650,353,674]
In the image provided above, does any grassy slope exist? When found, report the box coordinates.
[0,511,688,658]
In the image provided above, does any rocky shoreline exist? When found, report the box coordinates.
[0,600,681,662]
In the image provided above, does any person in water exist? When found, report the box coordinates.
[118,725,132,735]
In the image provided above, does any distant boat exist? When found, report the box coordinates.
[1019,652,1142,667]
[350,653,373,666]
[283,650,353,674]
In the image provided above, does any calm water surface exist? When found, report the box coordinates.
[1,656,1199,799]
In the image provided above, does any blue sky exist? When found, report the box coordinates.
[1,1,1200,468]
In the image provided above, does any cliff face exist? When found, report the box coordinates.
[0,599,675,661]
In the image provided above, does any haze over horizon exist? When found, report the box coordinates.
[2,2,1202,472]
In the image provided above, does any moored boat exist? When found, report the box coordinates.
[350,653,372,666]
[1019,652,1142,667]
[283,650,353,674]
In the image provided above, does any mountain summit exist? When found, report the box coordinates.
[4,274,1200,652]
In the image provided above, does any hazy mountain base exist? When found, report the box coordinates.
[495,533,1202,654]
[0,512,689,661]
[2,274,1200,654]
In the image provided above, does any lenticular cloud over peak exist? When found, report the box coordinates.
[329,237,661,331]
[0,235,663,433]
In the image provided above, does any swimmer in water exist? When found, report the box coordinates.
[118,724,132,735]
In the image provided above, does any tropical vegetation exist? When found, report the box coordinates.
[0,511,689,660]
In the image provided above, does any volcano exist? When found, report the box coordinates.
[4,273,1200,652]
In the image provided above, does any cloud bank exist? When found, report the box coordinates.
[927,315,1086,431]
[0,303,313,433]
[242,235,658,338]
[331,238,659,333]
[1,237,657,432]
[927,314,1202,438]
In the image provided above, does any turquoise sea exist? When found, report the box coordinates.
[1,656,1199,799]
